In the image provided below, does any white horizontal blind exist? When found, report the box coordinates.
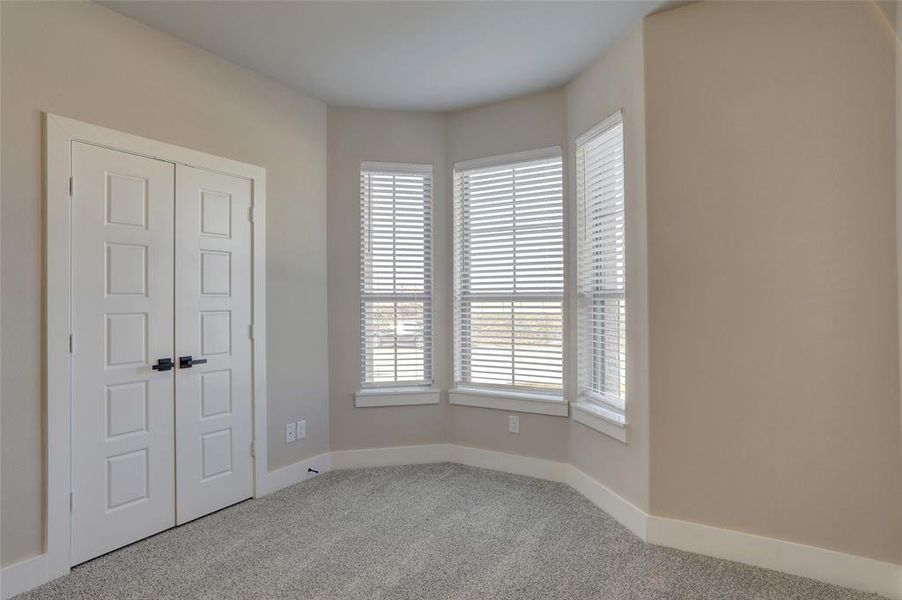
[360,162,433,387]
[577,112,626,422]
[454,149,564,393]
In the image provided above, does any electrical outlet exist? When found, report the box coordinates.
[285,422,296,443]
[296,420,306,440]
[508,415,520,434]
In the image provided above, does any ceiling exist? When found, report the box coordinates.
[102,1,665,112]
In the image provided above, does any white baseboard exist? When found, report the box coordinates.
[256,451,332,496]
[564,465,647,540]
[330,443,450,469]
[1,554,50,600]
[6,444,900,600]
[327,444,650,540]
[330,443,569,484]
[440,446,649,541]
[446,445,568,483]
[646,515,902,599]
[327,443,900,599]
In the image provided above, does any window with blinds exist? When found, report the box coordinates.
[577,111,626,423]
[360,162,433,388]
[453,148,564,394]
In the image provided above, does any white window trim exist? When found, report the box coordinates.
[361,160,433,175]
[570,401,628,443]
[574,109,629,430]
[454,145,562,172]
[575,111,624,147]
[449,386,568,417]
[452,146,566,397]
[355,387,440,408]
[359,161,434,391]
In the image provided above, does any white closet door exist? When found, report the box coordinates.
[174,165,254,524]
[71,143,176,565]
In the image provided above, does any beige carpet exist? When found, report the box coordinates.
[16,463,883,599]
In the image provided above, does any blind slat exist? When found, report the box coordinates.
[360,165,433,387]
[577,113,626,422]
[454,153,564,392]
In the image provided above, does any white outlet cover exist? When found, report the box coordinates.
[508,415,520,434]
[286,422,296,443]
[296,420,306,440]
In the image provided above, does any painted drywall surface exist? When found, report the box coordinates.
[445,89,569,461]
[4,0,900,575]
[0,0,328,565]
[447,405,569,462]
[897,0,902,517]
[446,89,567,166]
[0,0,4,570]
[645,1,902,563]
[326,107,448,450]
[564,24,650,512]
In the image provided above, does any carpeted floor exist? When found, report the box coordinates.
[16,463,882,599]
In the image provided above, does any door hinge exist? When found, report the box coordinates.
[249,324,254,340]
[250,441,256,458]
[69,492,73,513]
[69,177,73,196]
[68,334,73,354]
[248,207,254,223]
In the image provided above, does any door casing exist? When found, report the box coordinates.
[45,113,268,579]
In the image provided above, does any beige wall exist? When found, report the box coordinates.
[897,0,902,497]
[564,24,650,511]
[327,107,448,450]
[1,1,329,565]
[3,0,900,574]
[281,18,653,503]
[446,89,567,166]
[326,92,576,462]
[645,1,902,563]
[444,90,570,462]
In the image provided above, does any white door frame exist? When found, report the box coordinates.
[45,113,269,579]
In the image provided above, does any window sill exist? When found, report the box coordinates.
[570,402,628,444]
[355,387,440,408]
[449,387,568,416]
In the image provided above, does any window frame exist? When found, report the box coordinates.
[574,110,629,439]
[358,161,435,401]
[451,146,567,413]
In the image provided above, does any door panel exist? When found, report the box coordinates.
[175,165,253,524]
[71,143,176,565]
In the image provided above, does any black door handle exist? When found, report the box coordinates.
[152,358,174,371]
[179,355,208,369]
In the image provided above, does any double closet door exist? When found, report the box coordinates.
[70,142,254,565]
